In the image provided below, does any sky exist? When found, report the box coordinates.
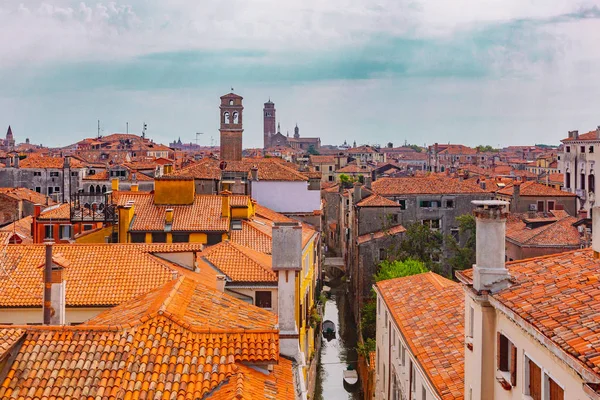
[1,1,600,149]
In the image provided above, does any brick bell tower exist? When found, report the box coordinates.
[263,98,276,149]
[219,92,244,161]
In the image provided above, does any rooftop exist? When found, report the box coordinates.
[497,181,576,197]
[372,176,488,196]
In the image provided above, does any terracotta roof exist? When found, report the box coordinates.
[497,181,576,197]
[201,241,276,283]
[562,130,600,142]
[0,243,202,307]
[0,187,54,205]
[310,155,336,163]
[357,224,406,244]
[229,217,316,254]
[506,216,580,247]
[376,272,464,400]
[115,192,251,232]
[0,216,33,244]
[372,176,487,196]
[457,249,600,381]
[254,204,294,223]
[546,173,564,184]
[356,194,400,207]
[170,158,307,181]
[336,164,373,173]
[19,155,85,169]
[0,276,288,399]
[37,203,70,220]
[348,145,380,154]
[438,145,477,155]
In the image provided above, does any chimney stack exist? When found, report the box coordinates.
[272,221,302,358]
[43,244,66,325]
[472,200,511,293]
[512,182,521,212]
[250,166,259,181]
[13,155,19,169]
[579,208,588,220]
[352,181,362,205]
[111,177,119,191]
[596,126,600,140]
[165,208,174,225]
[364,174,372,189]
[130,183,139,192]
[216,274,227,292]
[221,190,231,218]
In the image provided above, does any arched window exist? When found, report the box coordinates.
[102,185,107,193]
[224,112,230,124]
[229,100,234,105]
[96,185,101,193]
[90,185,95,194]
[233,112,239,124]
[589,174,595,193]
[99,203,105,210]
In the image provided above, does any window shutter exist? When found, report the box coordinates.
[496,332,501,368]
[510,345,517,386]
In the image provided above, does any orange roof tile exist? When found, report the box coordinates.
[562,130,600,142]
[457,249,600,381]
[0,243,202,307]
[19,155,85,169]
[497,181,576,197]
[376,272,464,400]
[372,176,487,196]
[356,194,400,207]
[506,216,580,247]
[0,187,54,205]
[200,241,276,283]
[36,203,70,220]
[357,224,406,244]
[0,216,33,244]
[170,157,307,181]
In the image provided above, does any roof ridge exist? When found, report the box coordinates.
[158,276,184,314]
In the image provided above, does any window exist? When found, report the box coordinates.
[231,220,242,230]
[468,306,474,338]
[565,172,571,189]
[44,225,53,240]
[581,173,586,191]
[59,225,72,240]
[497,333,517,386]
[328,176,334,182]
[446,199,454,208]
[232,112,239,123]
[379,248,387,261]
[152,232,167,243]
[410,361,416,392]
[130,233,145,243]
[419,200,441,208]
[397,199,406,209]
[581,146,586,153]
[547,201,555,211]
[48,187,54,194]
[590,146,594,154]
[90,186,95,194]
[172,233,189,243]
[49,172,59,177]
[255,291,272,308]
[451,228,459,241]
[525,357,542,400]
[33,171,41,176]
[83,224,93,231]
[545,374,564,400]
[537,201,545,213]
[54,186,60,193]
[223,112,230,124]
[315,166,320,171]
[35,187,41,193]
[566,146,570,153]
[391,214,399,223]
[401,346,406,366]
[207,233,223,245]
[71,171,78,177]
[422,219,440,230]
[589,174,595,193]
[329,166,333,171]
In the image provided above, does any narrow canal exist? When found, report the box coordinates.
[314,276,362,400]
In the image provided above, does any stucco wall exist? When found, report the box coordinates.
[0,307,109,325]
[251,181,321,213]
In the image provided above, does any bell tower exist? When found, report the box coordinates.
[219,92,244,161]
[263,98,276,149]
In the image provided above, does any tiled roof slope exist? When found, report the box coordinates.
[115,192,250,232]
[376,272,464,400]
[457,249,600,380]
[37,203,70,220]
[170,157,307,181]
[0,187,54,205]
[0,243,201,307]
[372,176,487,196]
[19,155,85,169]
[357,224,406,244]
[0,278,285,399]
[506,216,580,247]
[356,194,400,207]
[562,130,600,142]
[0,216,33,244]
[497,181,575,197]
[201,241,276,284]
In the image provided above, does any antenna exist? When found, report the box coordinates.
[142,123,147,139]
[211,136,214,147]
[126,122,129,134]
[195,132,204,146]
[97,120,100,139]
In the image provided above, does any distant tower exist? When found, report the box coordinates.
[5,126,15,148]
[294,123,300,139]
[263,99,276,149]
[219,92,244,161]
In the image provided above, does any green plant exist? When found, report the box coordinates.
[318,293,327,305]
[374,259,428,282]
[357,338,376,357]
[309,306,322,328]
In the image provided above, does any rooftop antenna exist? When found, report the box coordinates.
[195,132,204,146]
[126,122,129,134]
[210,136,214,147]
[142,122,147,139]
[97,120,100,139]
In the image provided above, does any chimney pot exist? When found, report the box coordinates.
[165,208,174,224]
[130,183,139,192]
[216,275,227,292]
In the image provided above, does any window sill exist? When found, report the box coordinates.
[465,336,473,351]
[496,372,513,391]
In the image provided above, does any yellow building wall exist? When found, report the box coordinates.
[189,233,207,243]
[118,205,135,243]
[298,237,317,361]
[231,207,250,219]
[75,226,114,243]
[154,179,195,205]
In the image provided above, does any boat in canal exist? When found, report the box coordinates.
[322,319,336,340]
[343,369,359,386]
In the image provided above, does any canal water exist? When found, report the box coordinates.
[314,277,362,400]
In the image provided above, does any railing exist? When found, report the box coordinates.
[69,191,118,223]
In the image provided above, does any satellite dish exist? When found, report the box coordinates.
[219,160,227,170]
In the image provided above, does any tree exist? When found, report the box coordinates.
[307,145,319,155]
[446,214,476,273]
[374,259,428,282]
[339,173,356,189]
[396,222,443,271]
[476,145,498,152]
[387,142,393,148]
[408,144,422,153]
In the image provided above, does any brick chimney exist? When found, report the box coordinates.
[472,200,511,293]
[272,221,302,358]
[511,182,521,212]
[43,244,66,325]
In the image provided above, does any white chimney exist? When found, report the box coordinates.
[472,200,511,293]
[272,221,302,358]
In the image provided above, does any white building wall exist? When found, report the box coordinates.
[376,292,439,400]
[251,181,321,213]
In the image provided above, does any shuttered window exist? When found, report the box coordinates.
[528,359,541,400]
[548,376,564,400]
[497,333,517,386]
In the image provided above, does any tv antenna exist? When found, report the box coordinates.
[142,122,147,138]
[195,132,204,146]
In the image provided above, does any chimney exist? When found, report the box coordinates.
[216,274,227,292]
[43,244,66,325]
[597,126,600,140]
[165,208,174,224]
[364,174,372,189]
[480,178,487,191]
[34,204,42,218]
[13,155,19,169]
[111,177,119,191]
[63,156,70,168]
[568,130,579,140]
[472,200,511,292]
[579,208,588,220]
[250,166,259,181]
[130,183,139,192]
[272,222,302,358]
[593,206,600,258]
[352,181,362,205]
[512,182,521,212]
[221,190,231,218]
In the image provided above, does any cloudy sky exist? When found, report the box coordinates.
[1,1,600,148]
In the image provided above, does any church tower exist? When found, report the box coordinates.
[6,126,15,148]
[294,123,300,139]
[219,92,244,161]
[263,99,276,149]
